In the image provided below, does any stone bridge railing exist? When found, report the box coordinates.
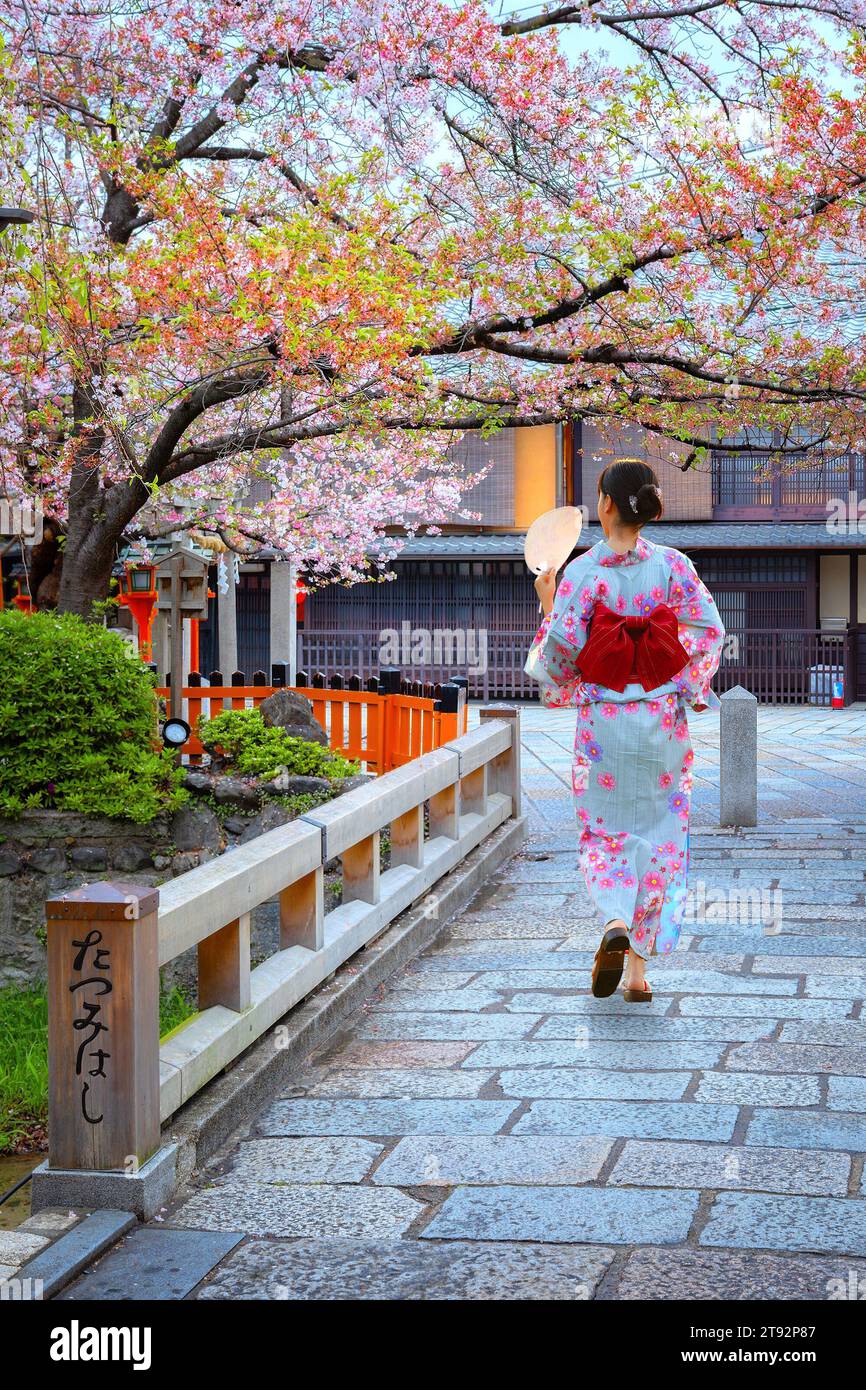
[36,706,521,1213]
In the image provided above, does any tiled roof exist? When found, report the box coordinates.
[400,521,866,557]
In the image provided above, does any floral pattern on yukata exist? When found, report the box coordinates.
[524,536,725,959]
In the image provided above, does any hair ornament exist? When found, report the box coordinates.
[628,494,639,513]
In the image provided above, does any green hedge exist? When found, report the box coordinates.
[0,609,187,822]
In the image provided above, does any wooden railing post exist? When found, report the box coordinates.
[460,763,488,817]
[428,783,460,839]
[280,868,324,950]
[390,805,424,868]
[342,832,381,903]
[198,912,251,1011]
[451,677,470,734]
[479,704,522,816]
[45,883,160,1173]
[437,682,465,743]
[379,667,402,771]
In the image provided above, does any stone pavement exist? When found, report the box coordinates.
[61,704,866,1301]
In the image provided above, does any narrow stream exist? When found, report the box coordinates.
[0,1154,41,1229]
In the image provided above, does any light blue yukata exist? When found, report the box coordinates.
[525,535,725,959]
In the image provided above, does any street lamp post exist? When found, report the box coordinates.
[117,560,158,659]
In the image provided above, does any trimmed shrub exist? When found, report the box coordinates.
[198,706,359,782]
[0,609,187,822]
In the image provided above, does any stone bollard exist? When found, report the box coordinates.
[719,685,758,827]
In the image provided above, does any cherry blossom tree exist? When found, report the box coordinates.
[3,0,866,613]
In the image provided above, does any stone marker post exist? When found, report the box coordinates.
[218,576,238,677]
[270,560,297,685]
[45,883,160,1173]
[719,685,758,827]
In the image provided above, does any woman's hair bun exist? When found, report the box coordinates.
[598,458,664,526]
[634,482,663,521]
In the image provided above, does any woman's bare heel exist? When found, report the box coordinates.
[622,951,652,1002]
[622,980,653,1003]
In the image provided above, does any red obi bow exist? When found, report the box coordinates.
[576,602,689,693]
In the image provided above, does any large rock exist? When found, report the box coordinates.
[70,846,107,871]
[171,804,222,853]
[259,690,328,747]
[0,848,22,875]
[29,846,66,874]
[183,770,214,796]
[267,772,331,796]
[212,777,261,810]
[341,773,376,793]
[259,801,295,833]
[110,843,153,872]
[236,799,297,845]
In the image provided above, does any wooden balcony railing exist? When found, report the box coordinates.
[712,451,866,519]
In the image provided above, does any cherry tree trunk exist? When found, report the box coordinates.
[56,535,117,618]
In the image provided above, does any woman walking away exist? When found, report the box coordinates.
[526,459,725,1002]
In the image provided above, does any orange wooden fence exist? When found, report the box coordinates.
[156,674,467,774]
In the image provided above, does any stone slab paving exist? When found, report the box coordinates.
[420,1185,700,1245]
[371,1136,613,1187]
[511,1099,741,1142]
[307,1067,497,1099]
[227,1137,383,1183]
[55,1229,243,1301]
[700,1194,866,1258]
[693,1073,822,1107]
[609,1141,850,1196]
[615,1248,866,1301]
[194,1238,615,1300]
[745,1111,866,1151]
[59,704,866,1301]
[168,1184,425,1240]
